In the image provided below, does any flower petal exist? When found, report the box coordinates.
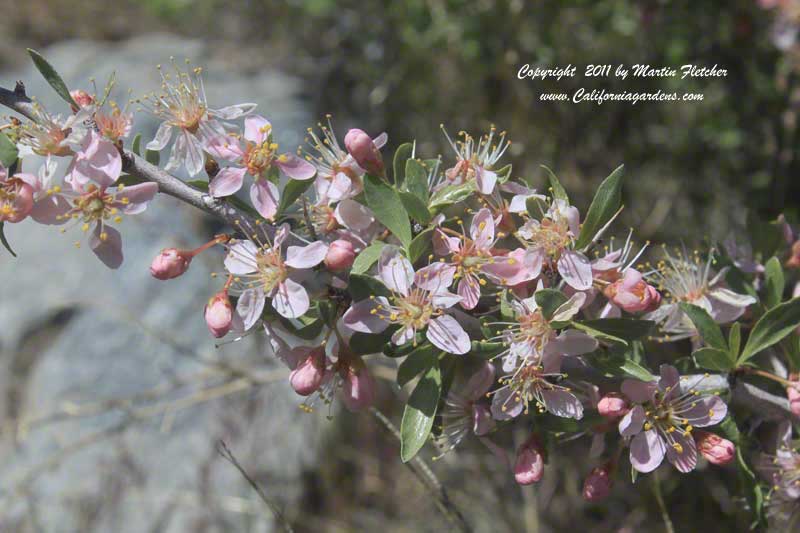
[244,115,271,144]
[146,122,173,151]
[209,166,247,197]
[464,362,496,399]
[378,247,413,296]
[619,404,646,437]
[546,329,598,356]
[272,278,310,319]
[89,224,123,269]
[457,276,481,310]
[542,388,584,419]
[475,167,497,195]
[117,183,158,214]
[285,241,329,269]
[224,240,259,275]
[277,153,317,181]
[665,432,698,473]
[630,429,666,473]
[470,208,495,249]
[490,386,523,420]
[236,288,265,331]
[342,297,390,334]
[211,103,257,120]
[250,180,280,220]
[621,379,657,403]
[427,315,471,355]
[415,262,457,291]
[184,134,205,177]
[557,251,593,291]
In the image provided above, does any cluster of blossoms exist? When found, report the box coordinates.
[4,53,800,524]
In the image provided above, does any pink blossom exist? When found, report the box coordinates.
[787,241,800,269]
[583,463,613,502]
[65,130,122,192]
[343,128,386,177]
[440,126,509,195]
[30,168,157,269]
[150,248,192,280]
[417,208,541,309]
[206,115,316,219]
[603,268,661,313]
[618,365,728,473]
[514,433,545,485]
[597,392,629,420]
[324,239,356,271]
[70,89,94,110]
[205,289,233,338]
[756,422,800,502]
[305,119,370,203]
[787,375,800,416]
[341,359,377,412]
[694,431,735,466]
[289,347,327,396]
[645,248,756,340]
[0,165,35,223]
[223,224,328,323]
[517,199,594,290]
[342,247,471,355]
[143,63,256,176]
[435,362,496,454]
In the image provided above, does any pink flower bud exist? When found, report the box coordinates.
[0,179,34,223]
[324,239,356,271]
[344,128,384,176]
[150,248,192,280]
[582,464,613,502]
[694,431,735,466]
[70,90,94,110]
[787,241,800,269]
[787,376,800,416]
[514,434,545,485]
[290,350,326,396]
[597,393,629,420]
[603,269,662,313]
[341,360,376,412]
[204,290,233,338]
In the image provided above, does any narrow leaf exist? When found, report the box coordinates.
[404,158,429,202]
[399,190,432,225]
[534,289,568,320]
[397,344,439,386]
[349,273,391,302]
[573,318,654,343]
[364,174,412,249]
[764,256,785,309]
[0,132,19,167]
[145,148,160,166]
[393,142,414,187]
[131,133,142,156]
[351,241,386,275]
[408,227,434,264]
[400,362,442,462]
[278,178,313,215]
[541,165,569,203]
[679,303,728,351]
[574,165,624,249]
[728,322,741,359]
[739,297,800,364]
[0,222,17,257]
[27,48,78,108]
[693,347,735,372]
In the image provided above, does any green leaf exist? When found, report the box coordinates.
[278,317,324,340]
[364,174,412,249]
[408,227,434,264]
[397,344,439,386]
[393,142,414,187]
[429,182,474,212]
[534,289,568,320]
[349,329,396,355]
[693,347,735,371]
[765,256,785,309]
[400,362,442,462]
[573,318,654,344]
[469,340,506,358]
[349,273,391,302]
[404,159,429,202]
[399,191,432,225]
[541,165,569,203]
[131,133,142,156]
[145,147,160,166]
[679,303,728,351]
[494,163,512,183]
[116,174,147,187]
[27,48,78,108]
[715,416,741,442]
[574,165,624,250]
[728,322,741,359]
[592,350,655,381]
[351,241,386,274]
[278,178,313,215]
[0,222,17,257]
[525,194,547,219]
[739,297,800,364]
[0,132,18,167]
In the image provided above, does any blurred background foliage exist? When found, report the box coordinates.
[2,0,799,531]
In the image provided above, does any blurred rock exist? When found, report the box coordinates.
[0,35,325,532]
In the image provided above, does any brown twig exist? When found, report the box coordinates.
[216,440,295,533]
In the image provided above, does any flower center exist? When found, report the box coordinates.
[524,217,572,258]
[244,141,278,177]
[255,248,287,293]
